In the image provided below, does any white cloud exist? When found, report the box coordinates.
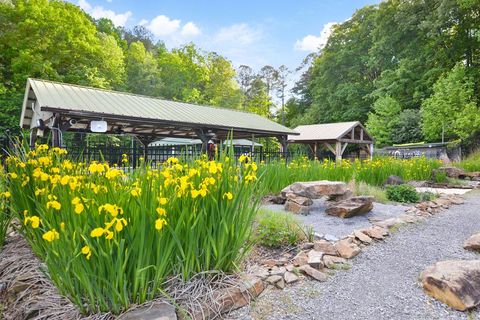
[147,15,181,37]
[78,0,131,27]
[106,0,112,2]
[138,19,149,26]
[181,22,201,37]
[214,23,262,46]
[294,22,337,52]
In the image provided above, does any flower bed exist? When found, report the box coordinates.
[4,145,259,314]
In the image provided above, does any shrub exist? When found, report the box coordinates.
[255,209,312,248]
[5,145,260,314]
[434,171,448,183]
[419,191,437,202]
[349,181,388,203]
[456,149,480,172]
[386,184,420,203]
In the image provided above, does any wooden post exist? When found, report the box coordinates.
[51,115,61,147]
[335,141,342,164]
[313,142,318,160]
[369,143,374,160]
[277,135,288,162]
[29,128,37,150]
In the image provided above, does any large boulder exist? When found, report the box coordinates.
[464,233,480,252]
[290,181,348,199]
[325,196,374,218]
[421,260,480,311]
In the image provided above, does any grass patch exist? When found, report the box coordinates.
[456,149,480,172]
[329,263,352,271]
[254,209,313,248]
[349,181,389,203]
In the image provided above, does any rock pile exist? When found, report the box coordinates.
[434,166,480,182]
[280,181,374,217]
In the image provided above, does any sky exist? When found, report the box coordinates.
[74,0,381,87]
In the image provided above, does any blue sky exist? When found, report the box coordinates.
[75,0,381,73]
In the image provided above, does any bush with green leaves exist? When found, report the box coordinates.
[386,184,419,203]
[254,210,312,248]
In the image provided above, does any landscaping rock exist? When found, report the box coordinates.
[300,242,314,250]
[266,275,283,285]
[251,266,269,280]
[290,181,348,199]
[284,271,299,284]
[307,250,324,270]
[373,218,403,229]
[299,265,328,282]
[386,175,404,185]
[313,240,338,256]
[334,238,361,259]
[293,251,308,267]
[325,196,374,218]
[327,189,353,202]
[264,195,286,205]
[435,167,467,179]
[280,185,292,198]
[120,302,177,320]
[464,233,480,252]
[421,260,480,311]
[363,226,389,240]
[269,266,286,276]
[262,259,287,267]
[353,230,372,244]
[322,255,347,268]
[284,200,310,215]
[286,193,313,206]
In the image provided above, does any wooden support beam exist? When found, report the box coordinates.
[351,128,355,140]
[314,142,318,159]
[338,138,374,144]
[360,128,364,141]
[29,128,37,150]
[341,142,348,154]
[323,142,336,155]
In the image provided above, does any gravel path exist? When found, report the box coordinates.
[263,200,409,239]
[240,190,480,320]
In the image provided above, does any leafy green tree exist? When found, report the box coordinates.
[391,109,424,144]
[245,77,273,117]
[421,64,480,141]
[125,41,162,96]
[366,96,401,147]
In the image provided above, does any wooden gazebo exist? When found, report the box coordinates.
[287,121,374,163]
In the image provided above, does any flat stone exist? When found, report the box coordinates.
[397,214,418,223]
[464,233,480,251]
[286,193,313,206]
[299,265,328,282]
[353,230,372,244]
[334,238,361,259]
[363,226,388,240]
[307,250,324,270]
[449,197,465,205]
[313,240,338,256]
[262,258,287,267]
[325,196,374,218]
[269,266,286,276]
[284,271,299,284]
[284,200,310,215]
[251,266,269,279]
[266,275,283,285]
[290,181,348,199]
[323,255,347,268]
[421,260,480,311]
[275,278,285,289]
[300,242,314,250]
[293,251,308,267]
[327,189,353,202]
[285,264,295,272]
[281,185,292,198]
[119,302,177,320]
[435,167,467,179]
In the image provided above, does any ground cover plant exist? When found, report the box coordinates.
[4,145,260,314]
[386,184,420,203]
[254,209,313,248]
[0,168,11,249]
[258,156,441,194]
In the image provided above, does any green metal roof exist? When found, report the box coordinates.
[20,78,297,139]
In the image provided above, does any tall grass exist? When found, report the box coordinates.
[0,168,11,249]
[456,150,480,172]
[5,145,260,314]
[258,156,441,194]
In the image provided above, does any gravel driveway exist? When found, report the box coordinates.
[237,190,480,320]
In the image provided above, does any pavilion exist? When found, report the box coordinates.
[287,121,374,162]
[19,79,297,155]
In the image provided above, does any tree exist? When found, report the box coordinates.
[259,65,278,96]
[391,109,424,144]
[366,96,401,147]
[421,64,480,141]
[125,41,162,96]
[275,65,290,125]
[245,77,273,117]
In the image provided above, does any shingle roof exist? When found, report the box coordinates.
[288,121,372,142]
[20,78,297,137]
